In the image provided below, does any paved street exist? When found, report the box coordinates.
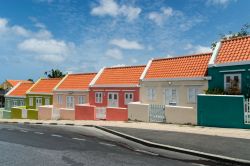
[0,123,232,166]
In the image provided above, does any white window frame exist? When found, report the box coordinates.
[224,74,241,92]
[13,100,18,107]
[45,98,50,105]
[20,100,25,106]
[95,92,103,103]
[124,93,134,105]
[187,87,200,104]
[165,88,178,106]
[78,96,85,104]
[147,88,156,101]
[66,96,74,109]
[57,95,62,105]
[29,98,33,106]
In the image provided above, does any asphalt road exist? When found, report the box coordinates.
[0,124,235,166]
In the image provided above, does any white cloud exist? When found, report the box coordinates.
[18,38,69,55]
[105,48,123,60]
[206,0,236,7]
[91,0,141,21]
[18,38,74,63]
[0,18,8,28]
[110,38,144,50]
[184,43,212,54]
[148,7,174,25]
[131,58,138,63]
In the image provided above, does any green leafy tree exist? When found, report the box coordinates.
[44,69,66,78]
[27,79,34,83]
[211,23,250,50]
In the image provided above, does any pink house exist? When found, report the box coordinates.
[75,65,146,121]
[38,73,96,120]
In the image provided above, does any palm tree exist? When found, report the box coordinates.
[44,69,66,78]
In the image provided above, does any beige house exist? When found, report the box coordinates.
[129,53,212,124]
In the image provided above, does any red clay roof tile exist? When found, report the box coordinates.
[7,80,31,87]
[7,82,34,97]
[145,53,212,79]
[94,65,146,85]
[56,73,96,90]
[29,78,62,94]
[215,36,250,64]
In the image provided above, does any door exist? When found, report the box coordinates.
[36,98,42,108]
[108,93,119,107]
[165,88,177,106]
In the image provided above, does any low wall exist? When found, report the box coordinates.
[60,108,75,120]
[106,107,128,121]
[75,104,96,120]
[128,102,149,122]
[11,107,23,119]
[0,109,11,119]
[38,106,53,120]
[197,94,250,129]
[27,109,38,120]
[165,105,196,125]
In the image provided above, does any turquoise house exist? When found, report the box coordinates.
[198,36,250,128]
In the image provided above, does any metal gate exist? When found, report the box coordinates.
[244,98,250,124]
[52,108,60,120]
[149,104,166,122]
[96,107,106,120]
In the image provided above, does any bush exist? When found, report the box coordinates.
[205,88,225,95]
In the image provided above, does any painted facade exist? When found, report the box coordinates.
[11,78,62,119]
[197,36,250,128]
[129,53,211,124]
[208,36,250,97]
[76,65,145,121]
[4,82,33,111]
[38,73,96,120]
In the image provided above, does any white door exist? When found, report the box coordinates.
[108,93,119,107]
[165,88,177,106]
[36,98,42,108]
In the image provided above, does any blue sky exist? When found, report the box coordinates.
[0,0,249,82]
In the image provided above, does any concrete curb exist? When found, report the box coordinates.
[95,126,250,165]
[1,120,250,165]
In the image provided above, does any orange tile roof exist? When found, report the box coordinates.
[56,73,96,90]
[145,53,212,79]
[94,65,146,85]
[215,36,250,64]
[7,82,34,97]
[29,78,62,94]
[7,80,31,87]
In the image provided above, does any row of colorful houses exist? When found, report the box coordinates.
[0,36,250,129]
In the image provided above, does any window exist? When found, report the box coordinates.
[95,92,103,103]
[57,95,62,105]
[108,93,119,107]
[147,88,156,101]
[45,98,50,105]
[29,98,33,106]
[125,93,134,105]
[20,100,24,106]
[66,96,74,109]
[165,88,178,105]
[13,100,18,107]
[188,87,200,103]
[224,74,241,94]
[78,96,85,104]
